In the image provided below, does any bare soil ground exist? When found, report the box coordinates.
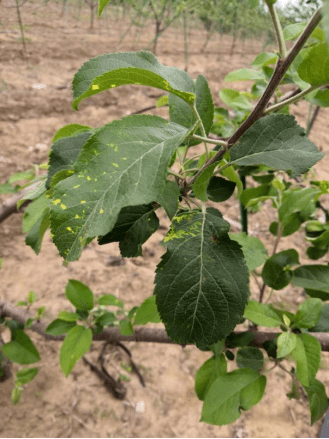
[1,1,329,437]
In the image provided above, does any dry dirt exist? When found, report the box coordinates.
[1,1,329,437]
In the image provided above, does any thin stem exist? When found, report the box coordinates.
[189,7,323,186]
[191,104,209,160]
[264,84,325,114]
[239,171,248,234]
[265,0,286,58]
[191,134,228,147]
[307,106,321,136]
[168,170,184,180]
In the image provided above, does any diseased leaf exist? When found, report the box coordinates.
[261,249,299,290]
[244,300,281,327]
[154,208,249,347]
[229,115,324,177]
[98,204,159,257]
[229,233,267,272]
[72,51,195,110]
[201,369,266,426]
[291,333,321,387]
[134,296,161,325]
[65,279,94,312]
[50,115,189,262]
[2,330,40,365]
[60,326,92,377]
[195,354,227,401]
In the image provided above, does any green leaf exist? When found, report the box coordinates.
[52,124,91,143]
[27,291,37,305]
[261,249,300,290]
[201,369,266,426]
[224,69,264,82]
[279,188,319,226]
[283,23,324,42]
[308,89,329,107]
[95,311,116,327]
[50,115,189,262]
[11,386,22,405]
[225,331,255,349]
[252,52,278,69]
[72,51,195,110]
[16,367,38,384]
[219,88,253,110]
[291,333,321,387]
[169,75,214,146]
[310,303,329,332]
[57,311,81,322]
[98,204,159,258]
[156,180,180,220]
[134,296,161,325]
[292,265,329,300]
[154,208,249,347]
[45,319,77,335]
[47,130,94,188]
[65,279,94,312]
[98,0,111,16]
[228,233,267,272]
[240,184,278,208]
[22,193,50,254]
[294,298,323,329]
[298,43,329,86]
[2,330,40,365]
[323,0,329,48]
[193,163,218,202]
[98,294,123,308]
[195,354,227,401]
[60,326,92,377]
[306,379,328,425]
[229,115,324,177]
[156,95,169,107]
[119,320,134,335]
[244,300,282,327]
[236,347,264,372]
[18,179,47,208]
[277,332,297,358]
[207,177,236,202]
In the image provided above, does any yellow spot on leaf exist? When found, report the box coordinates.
[75,214,80,219]
[60,204,67,210]
[100,209,104,214]
[94,178,97,182]
[121,157,127,160]
[111,84,116,88]
[92,84,99,90]
[87,176,91,181]
[112,163,119,168]
[81,200,86,204]
[74,185,80,189]
[66,226,73,232]
[52,199,61,205]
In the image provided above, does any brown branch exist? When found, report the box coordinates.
[2,299,329,351]
[189,8,323,186]
[0,181,42,224]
